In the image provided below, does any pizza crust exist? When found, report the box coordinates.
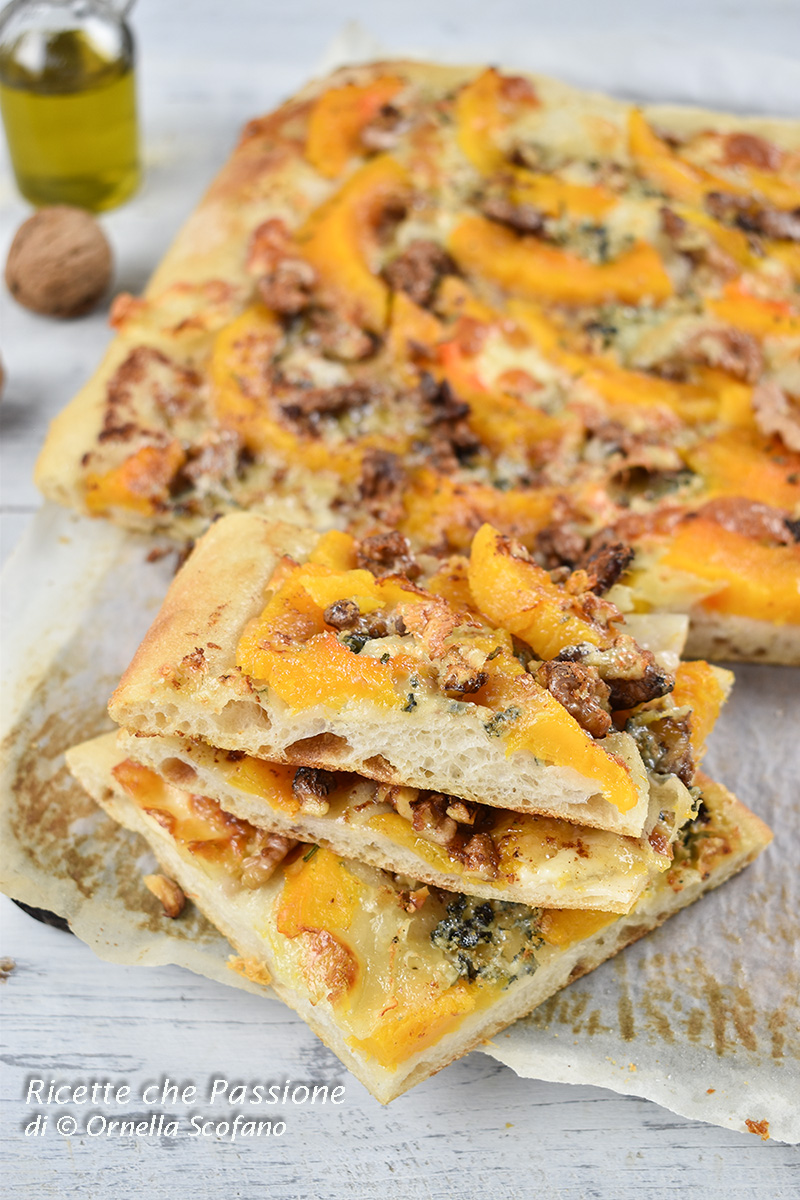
[685,610,800,664]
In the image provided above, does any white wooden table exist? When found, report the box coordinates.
[2,3,800,1194]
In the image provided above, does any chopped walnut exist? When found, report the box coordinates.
[564,637,675,711]
[410,794,458,847]
[143,874,185,918]
[377,783,420,823]
[356,530,419,579]
[482,195,545,235]
[537,496,587,566]
[280,380,374,426]
[306,309,377,361]
[247,219,318,314]
[628,710,695,785]
[361,103,410,152]
[705,191,800,242]
[358,448,406,524]
[181,428,241,487]
[578,541,635,595]
[383,240,456,308]
[445,798,479,825]
[536,660,612,738]
[417,373,481,471]
[752,380,800,452]
[460,832,500,880]
[240,833,297,889]
[247,217,291,275]
[723,132,781,171]
[292,767,337,815]
[259,257,317,314]
[323,599,361,630]
[436,643,488,694]
[399,885,430,913]
[683,327,763,383]
[323,599,405,641]
[660,206,739,281]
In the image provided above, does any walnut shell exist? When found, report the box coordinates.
[5,206,112,318]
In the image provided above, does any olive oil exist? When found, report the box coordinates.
[0,27,140,211]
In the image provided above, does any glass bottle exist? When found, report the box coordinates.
[0,0,140,211]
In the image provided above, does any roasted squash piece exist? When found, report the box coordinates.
[305,76,404,179]
[85,441,186,516]
[662,519,800,623]
[509,167,616,220]
[388,289,445,361]
[399,469,555,553]
[237,629,402,711]
[706,283,800,339]
[276,847,364,937]
[478,670,641,814]
[449,215,673,306]
[467,523,615,658]
[455,67,539,175]
[628,109,744,206]
[671,661,731,756]
[349,981,476,1068]
[685,429,800,510]
[539,907,617,947]
[297,155,411,332]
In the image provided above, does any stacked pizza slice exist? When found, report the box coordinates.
[66,514,771,1101]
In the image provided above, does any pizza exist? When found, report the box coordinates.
[34,61,800,662]
[66,731,771,1103]
[108,514,733,841]
[115,721,714,914]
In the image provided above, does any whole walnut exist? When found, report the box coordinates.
[5,207,112,318]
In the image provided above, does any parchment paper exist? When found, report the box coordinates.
[1,29,798,1142]
[0,505,270,1000]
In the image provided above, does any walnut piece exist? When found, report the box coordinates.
[6,207,112,317]
[143,873,185,918]
[292,766,336,815]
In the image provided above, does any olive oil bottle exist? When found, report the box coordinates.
[0,2,140,212]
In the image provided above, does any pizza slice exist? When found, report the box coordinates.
[114,726,698,914]
[65,731,772,1104]
[108,514,731,838]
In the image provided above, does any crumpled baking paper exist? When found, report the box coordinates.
[1,28,798,1141]
[0,505,269,1000]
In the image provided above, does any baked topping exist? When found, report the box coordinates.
[355,530,420,579]
[292,766,337,815]
[384,240,456,308]
[39,66,799,650]
[535,660,612,739]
